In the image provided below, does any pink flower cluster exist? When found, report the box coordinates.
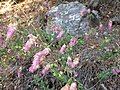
[112,69,120,75]
[80,8,90,16]
[69,37,78,47]
[17,67,23,78]
[59,37,78,54]
[41,64,51,76]
[23,34,37,52]
[56,31,64,40]
[61,82,77,90]
[66,56,79,68]
[108,20,112,30]
[70,82,77,90]
[59,44,67,54]
[29,48,51,73]
[98,20,113,32]
[6,23,17,40]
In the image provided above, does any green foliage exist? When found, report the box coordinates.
[100,36,111,49]
[0,48,7,56]
[51,63,68,84]
[33,75,50,90]
[77,81,84,90]
[97,70,112,80]
[101,48,120,60]
[78,38,85,45]
[40,30,55,43]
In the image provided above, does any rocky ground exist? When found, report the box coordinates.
[0,0,120,90]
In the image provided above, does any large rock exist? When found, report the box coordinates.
[46,1,90,37]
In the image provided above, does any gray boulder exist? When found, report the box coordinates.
[46,1,90,37]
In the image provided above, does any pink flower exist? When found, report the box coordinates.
[17,67,23,78]
[108,20,112,30]
[56,31,64,40]
[112,69,120,75]
[40,48,51,56]
[87,8,91,13]
[29,48,51,73]
[29,54,41,73]
[70,82,77,90]
[6,24,16,40]
[29,66,36,73]
[66,56,74,68]
[41,64,51,76]
[69,37,78,47]
[23,34,37,52]
[99,23,104,32]
[23,41,32,52]
[67,56,79,68]
[59,44,66,54]
[61,84,70,90]
[80,8,88,16]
